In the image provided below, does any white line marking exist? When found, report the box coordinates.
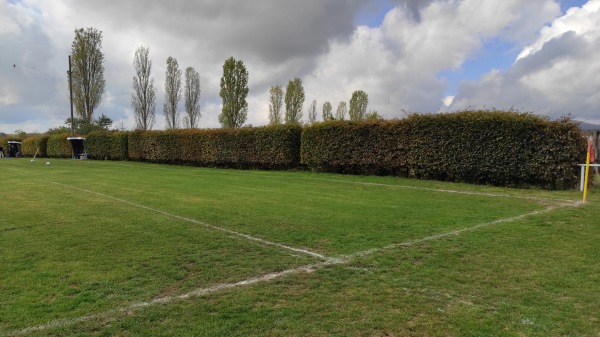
[341,202,582,260]
[306,178,579,204]
[3,261,336,337]
[43,180,333,262]
[5,200,580,336]
[106,161,578,204]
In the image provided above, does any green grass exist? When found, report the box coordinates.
[1,159,599,336]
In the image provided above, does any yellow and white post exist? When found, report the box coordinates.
[583,136,592,203]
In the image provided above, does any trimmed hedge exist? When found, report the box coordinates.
[127,125,301,169]
[11,110,584,190]
[86,131,128,160]
[22,135,49,157]
[301,111,586,189]
[301,120,412,176]
[47,134,72,158]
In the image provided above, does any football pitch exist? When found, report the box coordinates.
[1,159,599,336]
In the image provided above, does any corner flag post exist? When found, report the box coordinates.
[583,136,593,203]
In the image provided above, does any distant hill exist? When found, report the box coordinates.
[575,121,600,131]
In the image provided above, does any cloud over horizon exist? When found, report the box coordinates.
[1,0,599,134]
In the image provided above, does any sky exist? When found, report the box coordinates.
[1,0,598,134]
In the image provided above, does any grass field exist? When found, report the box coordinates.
[1,158,599,336]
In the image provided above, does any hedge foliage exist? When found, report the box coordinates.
[86,131,128,160]
[7,110,586,189]
[127,125,302,169]
[46,134,73,158]
[301,120,412,176]
[301,111,586,189]
[22,135,49,157]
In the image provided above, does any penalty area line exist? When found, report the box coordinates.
[40,180,334,262]
[3,261,337,337]
[5,197,579,336]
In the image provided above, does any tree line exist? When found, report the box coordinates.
[68,27,378,132]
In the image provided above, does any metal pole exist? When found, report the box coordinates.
[69,55,74,137]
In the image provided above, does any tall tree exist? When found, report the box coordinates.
[284,78,304,124]
[71,27,105,124]
[366,111,382,120]
[335,101,347,120]
[308,99,317,124]
[219,57,249,128]
[131,46,156,130]
[349,90,369,121]
[322,101,333,121]
[164,56,182,129]
[184,66,201,128]
[268,85,284,125]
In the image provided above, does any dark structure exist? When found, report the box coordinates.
[67,137,86,159]
[7,141,22,157]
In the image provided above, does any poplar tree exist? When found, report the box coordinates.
[335,101,347,120]
[184,66,201,128]
[164,56,182,129]
[323,101,333,122]
[284,78,304,124]
[349,90,369,121]
[322,101,333,121]
[219,57,248,128]
[268,85,284,125]
[308,99,317,124]
[71,27,105,124]
[131,46,156,130]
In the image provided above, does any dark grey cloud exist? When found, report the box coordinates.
[390,0,436,21]
[59,0,366,65]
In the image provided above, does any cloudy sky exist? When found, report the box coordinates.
[1,0,598,133]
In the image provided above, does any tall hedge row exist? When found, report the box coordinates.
[301,111,585,189]
[22,135,49,157]
[127,125,301,169]
[12,111,586,189]
[86,131,128,160]
[46,134,72,158]
[301,120,412,176]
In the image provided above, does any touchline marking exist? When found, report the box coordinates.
[5,199,579,336]
[107,161,578,204]
[43,180,333,262]
[307,177,579,204]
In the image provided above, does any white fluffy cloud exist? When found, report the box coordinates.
[1,0,598,133]
[450,0,600,123]
[305,0,561,119]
